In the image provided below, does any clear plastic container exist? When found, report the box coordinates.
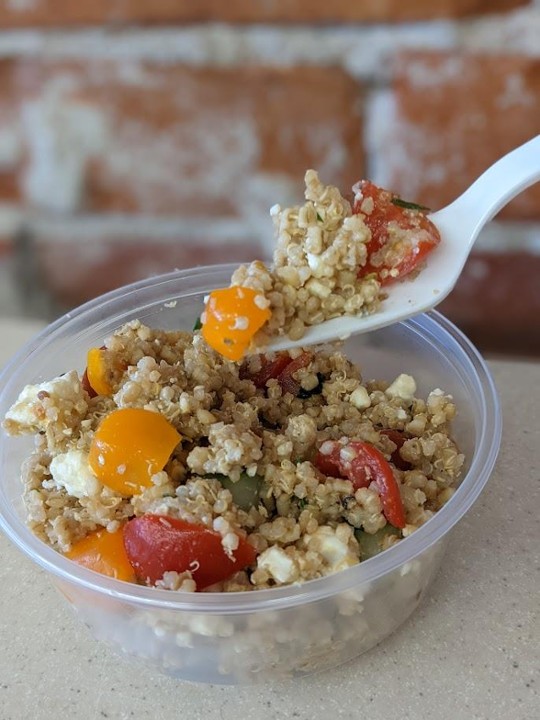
[0,265,501,684]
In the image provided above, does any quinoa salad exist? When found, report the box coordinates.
[2,321,463,593]
[1,172,454,594]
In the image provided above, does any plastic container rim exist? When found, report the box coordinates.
[0,264,502,614]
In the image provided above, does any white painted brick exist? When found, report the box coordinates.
[0,126,22,168]
[0,207,274,262]
[0,204,23,236]
[0,22,456,84]
[0,6,538,84]
[469,221,540,254]
[364,88,450,202]
[20,84,109,212]
[0,260,24,318]
[364,89,400,189]
[459,4,540,55]
[5,0,39,10]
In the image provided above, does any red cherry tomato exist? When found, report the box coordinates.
[380,429,412,471]
[276,352,313,396]
[81,369,97,399]
[313,444,343,479]
[315,440,406,528]
[353,180,440,286]
[241,352,313,397]
[123,515,257,589]
[241,352,293,389]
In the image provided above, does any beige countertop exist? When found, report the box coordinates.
[0,319,538,720]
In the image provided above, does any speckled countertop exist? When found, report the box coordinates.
[0,320,538,720]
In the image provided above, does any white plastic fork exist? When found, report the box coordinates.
[265,135,540,352]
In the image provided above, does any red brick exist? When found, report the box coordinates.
[0,60,364,217]
[383,52,540,220]
[34,238,263,308]
[0,239,13,258]
[0,0,528,27]
[439,251,540,357]
[0,175,19,203]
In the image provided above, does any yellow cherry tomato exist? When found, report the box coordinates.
[202,286,271,361]
[88,407,181,495]
[86,347,114,396]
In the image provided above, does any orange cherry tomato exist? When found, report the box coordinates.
[66,526,136,583]
[86,347,114,396]
[202,286,272,361]
[88,408,181,495]
[123,515,257,589]
[353,180,440,286]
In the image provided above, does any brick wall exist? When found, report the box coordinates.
[0,0,539,355]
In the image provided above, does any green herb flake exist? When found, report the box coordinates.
[192,316,202,331]
[391,197,430,212]
[316,212,324,222]
[297,498,308,510]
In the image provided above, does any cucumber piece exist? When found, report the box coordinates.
[354,525,402,560]
[214,472,264,511]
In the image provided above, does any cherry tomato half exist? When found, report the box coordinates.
[81,368,98,399]
[123,515,257,589]
[201,286,271,361]
[276,353,313,396]
[380,429,412,471]
[315,440,406,528]
[241,352,314,397]
[353,180,440,286]
[66,527,136,583]
[241,352,293,389]
[88,408,181,495]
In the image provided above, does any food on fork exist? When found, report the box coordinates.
[201,170,440,360]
